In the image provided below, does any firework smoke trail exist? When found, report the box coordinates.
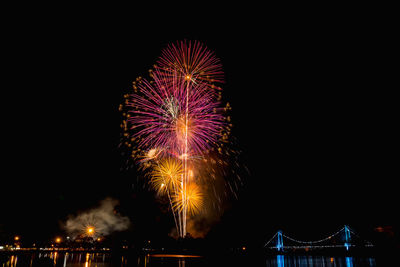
[183,78,189,236]
[122,40,231,237]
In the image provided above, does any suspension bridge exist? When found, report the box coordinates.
[264,225,374,252]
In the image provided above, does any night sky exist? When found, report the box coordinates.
[2,7,397,248]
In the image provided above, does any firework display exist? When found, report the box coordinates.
[121,40,238,238]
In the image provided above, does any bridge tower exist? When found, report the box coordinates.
[344,225,351,250]
[277,230,284,252]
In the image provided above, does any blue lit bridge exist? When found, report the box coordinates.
[264,225,373,252]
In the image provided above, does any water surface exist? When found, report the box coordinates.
[0,252,378,266]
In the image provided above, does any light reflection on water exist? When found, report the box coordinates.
[0,252,377,267]
[266,255,376,267]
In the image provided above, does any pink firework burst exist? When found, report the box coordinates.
[157,40,224,88]
[127,69,226,158]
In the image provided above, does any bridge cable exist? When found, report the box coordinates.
[280,226,345,245]
[264,232,279,247]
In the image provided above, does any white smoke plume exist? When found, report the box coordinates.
[63,198,130,239]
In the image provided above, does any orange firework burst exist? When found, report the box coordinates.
[173,183,203,216]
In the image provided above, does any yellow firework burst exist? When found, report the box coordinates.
[151,158,183,195]
[173,183,203,216]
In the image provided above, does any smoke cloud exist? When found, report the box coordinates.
[63,198,130,239]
